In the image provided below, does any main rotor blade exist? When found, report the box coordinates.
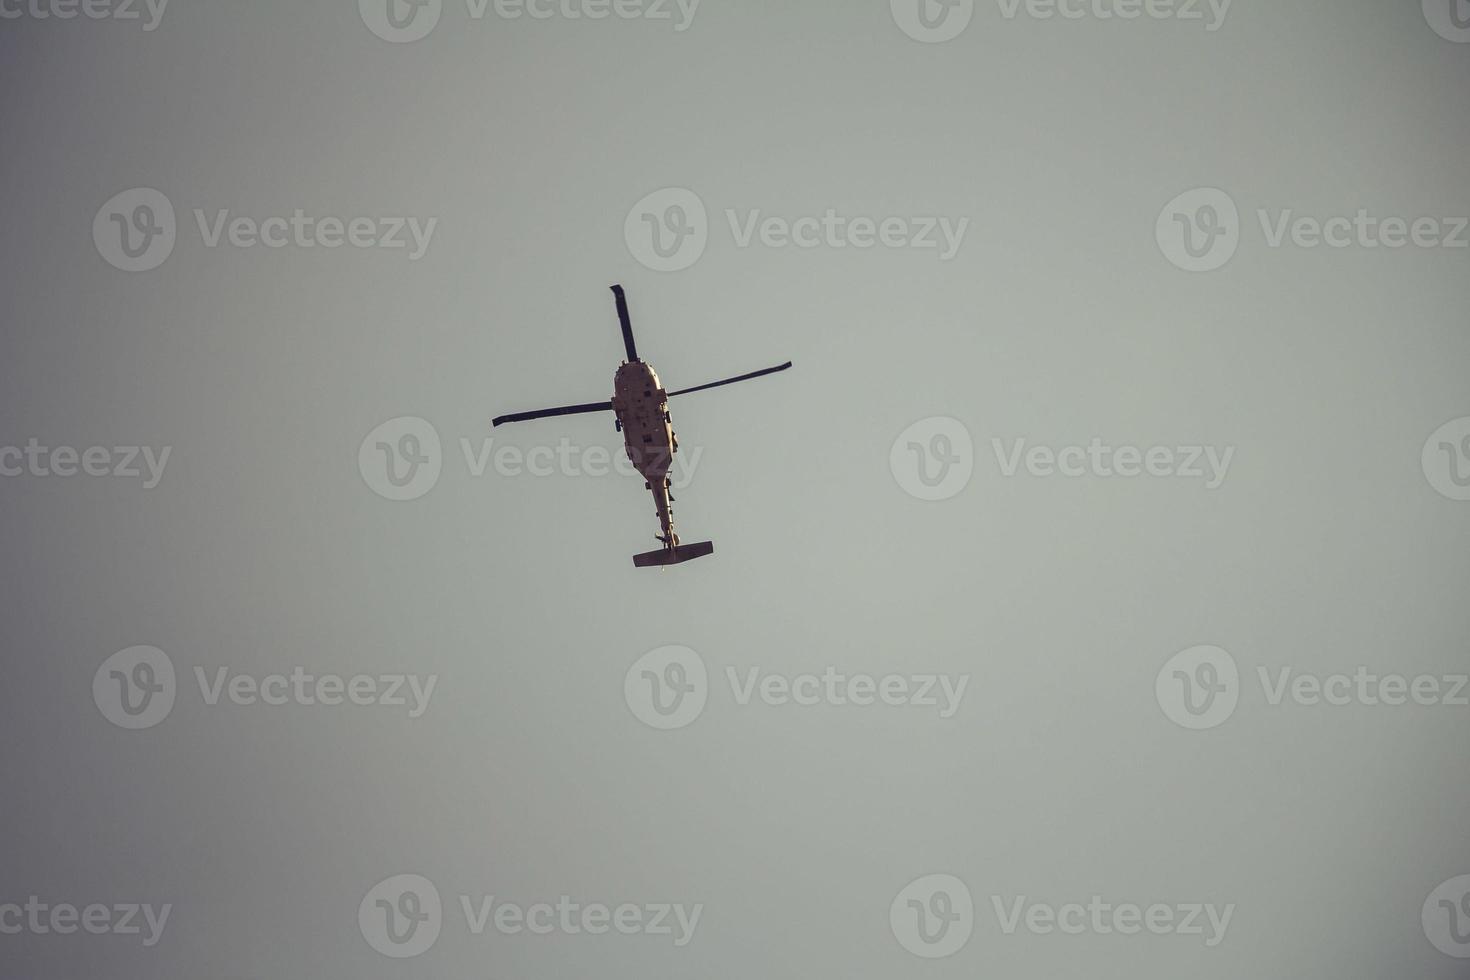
[667,361,793,399]
[492,400,613,427]
[610,284,638,362]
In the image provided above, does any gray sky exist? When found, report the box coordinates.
[1,0,1468,977]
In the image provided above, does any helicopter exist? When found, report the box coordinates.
[492,285,792,567]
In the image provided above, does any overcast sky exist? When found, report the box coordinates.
[1,0,1468,977]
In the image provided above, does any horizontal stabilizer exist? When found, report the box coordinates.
[633,541,714,567]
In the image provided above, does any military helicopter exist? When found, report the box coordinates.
[492,285,792,567]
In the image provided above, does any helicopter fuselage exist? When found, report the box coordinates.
[611,360,679,546]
